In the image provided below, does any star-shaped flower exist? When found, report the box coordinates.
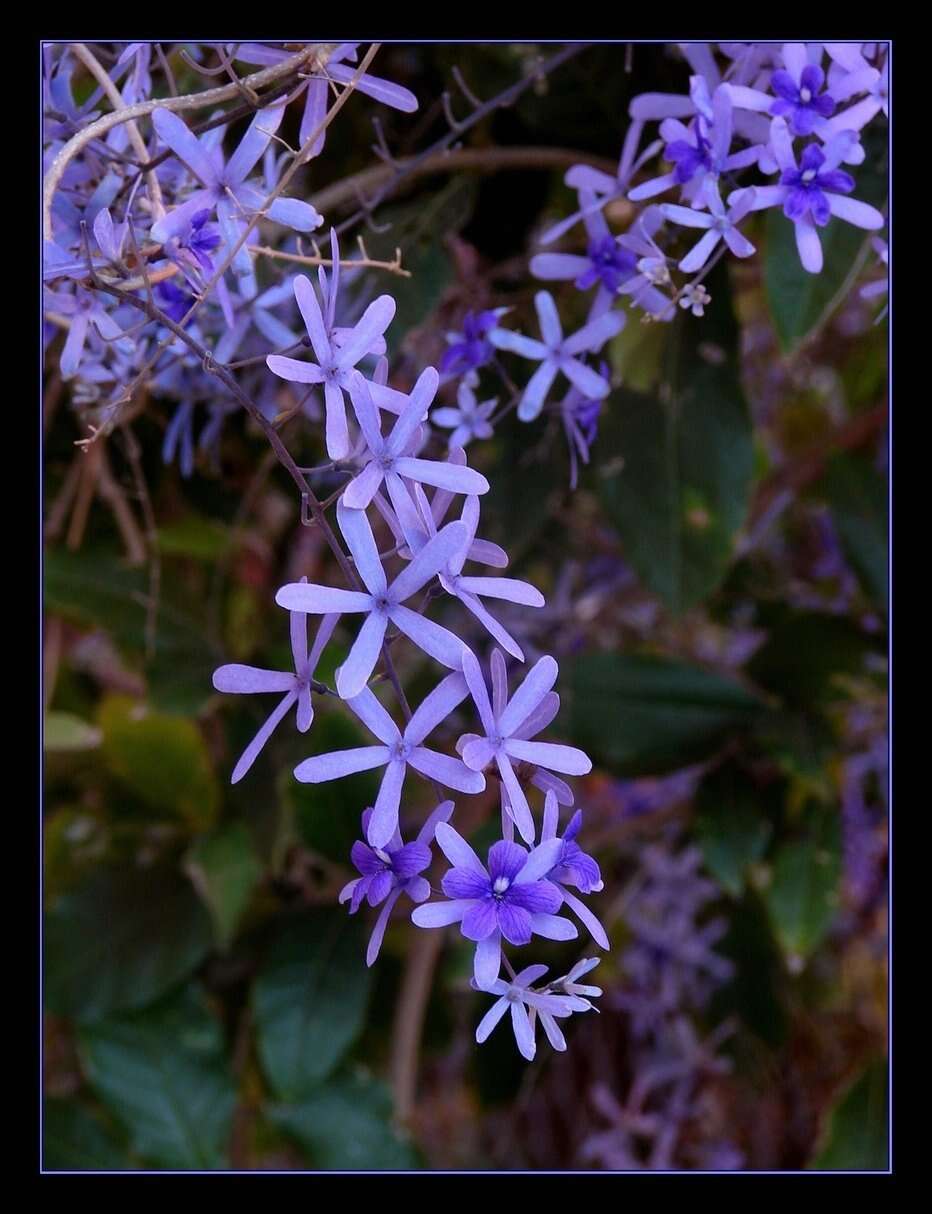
[266,274,396,459]
[431,378,497,449]
[457,648,592,844]
[340,800,453,965]
[473,964,591,1060]
[212,592,338,783]
[411,822,576,989]
[276,503,470,700]
[489,291,623,422]
[293,676,485,848]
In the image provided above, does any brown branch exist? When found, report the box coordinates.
[390,928,445,1124]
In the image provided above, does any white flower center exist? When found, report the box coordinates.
[492,876,511,895]
[801,168,817,184]
[800,87,812,103]
[374,848,392,865]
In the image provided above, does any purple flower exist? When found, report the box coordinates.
[292,676,485,848]
[178,208,221,274]
[431,378,497,448]
[150,104,323,282]
[44,285,134,380]
[458,648,592,844]
[770,60,836,135]
[539,791,609,949]
[660,184,757,273]
[440,309,507,377]
[157,279,197,325]
[276,503,471,700]
[561,376,603,490]
[531,199,637,322]
[343,368,490,509]
[490,291,622,422]
[473,964,591,1060]
[412,822,575,989]
[738,118,883,273]
[340,800,453,965]
[267,276,396,459]
[212,598,338,783]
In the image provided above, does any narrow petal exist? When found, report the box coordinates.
[366,889,402,966]
[224,101,284,183]
[342,460,385,510]
[345,687,401,745]
[324,381,350,460]
[415,799,455,846]
[510,1001,536,1060]
[499,656,559,737]
[411,899,471,928]
[516,836,565,884]
[530,912,578,941]
[336,295,396,369]
[335,612,388,699]
[562,359,611,399]
[347,371,384,452]
[462,647,495,735]
[462,737,497,772]
[679,229,722,274]
[794,216,824,273]
[473,929,502,991]
[529,253,591,280]
[367,760,407,848]
[827,194,884,229]
[504,738,593,775]
[496,753,537,846]
[405,672,469,744]
[457,576,544,607]
[337,498,386,594]
[408,747,486,793]
[560,889,610,950]
[152,108,220,189]
[389,607,467,670]
[294,745,389,782]
[534,291,563,346]
[475,996,509,1043]
[394,457,490,496]
[266,354,325,384]
[212,664,295,694]
[275,583,372,614]
[231,691,297,783]
[517,359,559,422]
[266,197,322,232]
[490,330,547,360]
[434,822,488,876]
[292,274,331,364]
[389,521,469,602]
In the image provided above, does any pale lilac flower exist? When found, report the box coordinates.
[679,283,711,318]
[431,378,497,448]
[212,596,338,783]
[412,822,575,990]
[737,118,883,273]
[340,800,453,965]
[343,369,490,510]
[490,291,622,422]
[540,790,609,950]
[45,286,133,380]
[267,275,396,459]
[554,957,603,1005]
[431,496,545,662]
[473,964,590,1060]
[561,375,603,490]
[822,51,887,135]
[532,200,637,322]
[629,79,758,205]
[91,206,127,265]
[660,184,756,273]
[233,43,417,158]
[458,648,592,844]
[276,505,470,700]
[295,677,484,848]
[150,104,323,272]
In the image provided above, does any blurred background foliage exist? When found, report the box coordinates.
[43,42,888,1171]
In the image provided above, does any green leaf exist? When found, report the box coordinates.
[156,515,231,562]
[185,824,263,951]
[811,1059,889,1171]
[253,912,373,1099]
[268,1075,418,1169]
[79,986,236,1170]
[44,711,102,752]
[45,864,213,1022]
[763,810,842,965]
[98,695,219,830]
[747,611,876,711]
[569,653,762,776]
[695,766,773,897]
[764,125,888,352]
[598,262,753,612]
[822,451,888,615]
[43,1099,131,1171]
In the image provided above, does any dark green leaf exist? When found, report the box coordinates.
[569,653,762,776]
[45,864,213,1022]
[811,1059,889,1171]
[598,262,753,611]
[43,1099,131,1171]
[98,695,219,830]
[185,824,263,950]
[268,1074,418,1169]
[695,766,774,897]
[763,810,842,965]
[764,125,888,351]
[253,912,373,1099]
[79,986,236,1170]
[748,611,876,710]
[822,450,888,614]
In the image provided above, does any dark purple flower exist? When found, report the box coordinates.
[157,279,196,325]
[575,236,638,293]
[179,208,221,273]
[664,130,713,184]
[780,143,854,228]
[770,63,836,135]
[441,309,504,376]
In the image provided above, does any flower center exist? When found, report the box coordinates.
[492,876,511,896]
[391,740,411,762]
[799,87,812,103]
[801,168,817,184]
[374,848,392,866]
[374,595,391,613]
